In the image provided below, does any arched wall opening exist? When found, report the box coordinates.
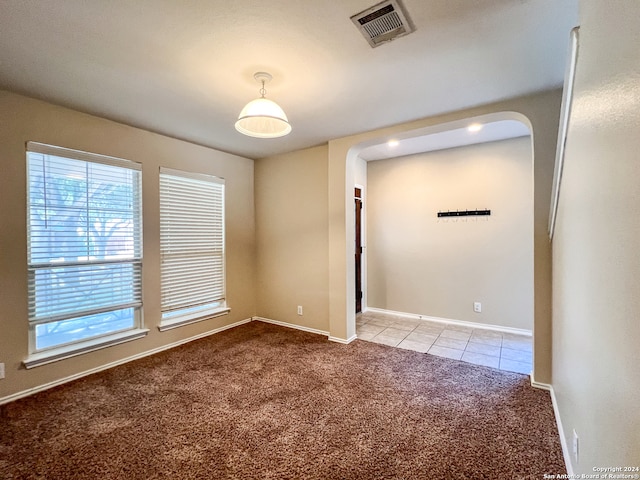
[355,116,534,339]
[327,91,562,385]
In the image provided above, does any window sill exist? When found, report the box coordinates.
[158,307,231,332]
[23,328,150,369]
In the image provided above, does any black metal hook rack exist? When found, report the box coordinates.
[437,209,491,218]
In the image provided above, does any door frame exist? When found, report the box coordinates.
[355,184,366,313]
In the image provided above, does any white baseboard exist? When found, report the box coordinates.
[529,377,572,476]
[253,317,330,337]
[253,317,358,345]
[328,334,357,344]
[0,318,252,406]
[549,385,573,476]
[530,375,551,391]
[364,307,532,337]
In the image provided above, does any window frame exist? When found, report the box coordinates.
[24,142,148,368]
[158,167,229,331]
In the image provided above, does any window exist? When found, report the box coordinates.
[26,142,145,365]
[159,168,228,330]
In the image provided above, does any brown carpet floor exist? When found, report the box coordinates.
[0,321,565,479]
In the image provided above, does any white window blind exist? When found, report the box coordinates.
[159,168,226,326]
[26,142,142,352]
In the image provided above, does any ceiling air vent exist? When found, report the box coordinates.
[351,0,414,48]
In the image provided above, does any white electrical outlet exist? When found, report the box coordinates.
[473,302,482,313]
[572,429,579,463]
[297,305,303,315]
[0,363,5,379]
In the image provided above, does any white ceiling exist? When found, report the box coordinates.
[0,0,578,160]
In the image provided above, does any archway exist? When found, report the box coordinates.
[326,95,559,386]
[349,115,534,371]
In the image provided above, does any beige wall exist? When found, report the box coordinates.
[552,0,640,472]
[0,91,256,400]
[328,90,562,382]
[254,145,330,332]
[367,137,533,330]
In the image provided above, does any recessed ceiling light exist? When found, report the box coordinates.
[467,123,483,133]
[388,139,399,147]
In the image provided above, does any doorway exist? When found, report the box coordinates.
[355,187,363,313]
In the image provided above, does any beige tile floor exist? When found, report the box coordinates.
[356,311,532,374]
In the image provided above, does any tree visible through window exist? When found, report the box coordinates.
[26,143,142,352]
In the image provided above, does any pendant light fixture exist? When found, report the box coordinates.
[235,72,291,138]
